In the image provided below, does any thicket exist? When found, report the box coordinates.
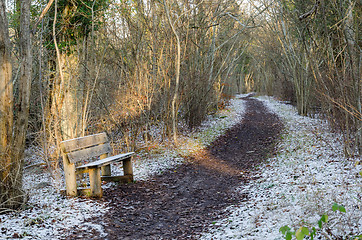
[11,0,252,190]
[1,0,360,210]
[1,0,253,209]
[243,0,361,157]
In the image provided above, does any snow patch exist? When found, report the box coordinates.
[0,95,246,239]
[200,96,362,239]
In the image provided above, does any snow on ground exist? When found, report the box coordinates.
[0,95,246,240]
[200,96,362,240]
[1,94,360,240]
[108,94,246,181]
[0,152,110,240]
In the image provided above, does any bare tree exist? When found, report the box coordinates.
[246,0,361,156]
[164,0,181,144]
[0,0,15,210]
[0,0,32,210]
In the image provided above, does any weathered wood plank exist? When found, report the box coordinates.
[59,132,134,198]
[60,188,91,196]
[100,153,111,176]
[61,152,77,196]
[77,188,92,197]
[75,168,89,175]
[101,175,133,183]
[89,168,102,198]
[67,143,112,163]
[76,152,134,170]
[123,158,133,181]
[60,133,108,153]
[101,165,111,176]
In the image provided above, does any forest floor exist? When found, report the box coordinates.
[62,96,283,239]
[0,94,361,240]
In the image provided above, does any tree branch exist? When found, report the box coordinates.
[32,0,55,33]
[299,0,320,21]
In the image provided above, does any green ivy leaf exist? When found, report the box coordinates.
[332,203,339,211]
[310,227,316,240]
[296,227,309,240]
[332,203,346,212]
[301,227,309,235]
[339,205,346,212]
[353,235,362,240]
[279,225,291,235]
[286,231,293,240]
[280,225,294,240]
[318,214,328,228]
[321,214,328,223]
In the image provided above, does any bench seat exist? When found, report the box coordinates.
[60,132,134,197]
[77,152,134,170]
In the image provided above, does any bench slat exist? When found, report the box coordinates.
[60,133,108,153]
[60,131,134,197]
[67,143,112,163]
[101,175,133,183]
[76,152,134,170]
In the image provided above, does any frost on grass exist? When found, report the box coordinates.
[0,162,108,239]
[110,94,246,182]
[201,96,362,240]
[0,95,247,239]
[176,95,246,157]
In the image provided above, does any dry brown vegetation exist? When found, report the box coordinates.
[0,0,360,209]
[244,0,361,157]
[28,0,251,164]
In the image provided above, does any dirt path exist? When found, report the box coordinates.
[65,97,283,240]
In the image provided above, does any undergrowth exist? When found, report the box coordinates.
[280,203,362,240]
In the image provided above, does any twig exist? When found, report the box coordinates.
[299,0,320,21]
[32,0,55,33]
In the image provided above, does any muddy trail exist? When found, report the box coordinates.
[65,97,283,240]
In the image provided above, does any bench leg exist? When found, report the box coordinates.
[101,165,111,176]
[123,157,133,182]
[100,153,111,176]
[89,167,102,197]
[63,161,77,197]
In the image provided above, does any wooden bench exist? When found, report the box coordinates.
[60,132,134,197]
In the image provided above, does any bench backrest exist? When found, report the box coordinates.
[60,132,112,164]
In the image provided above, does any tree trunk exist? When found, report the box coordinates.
[11,0,32,200]
[0,0,32,210]
[164,0,181,144]
[0,0,15,210]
